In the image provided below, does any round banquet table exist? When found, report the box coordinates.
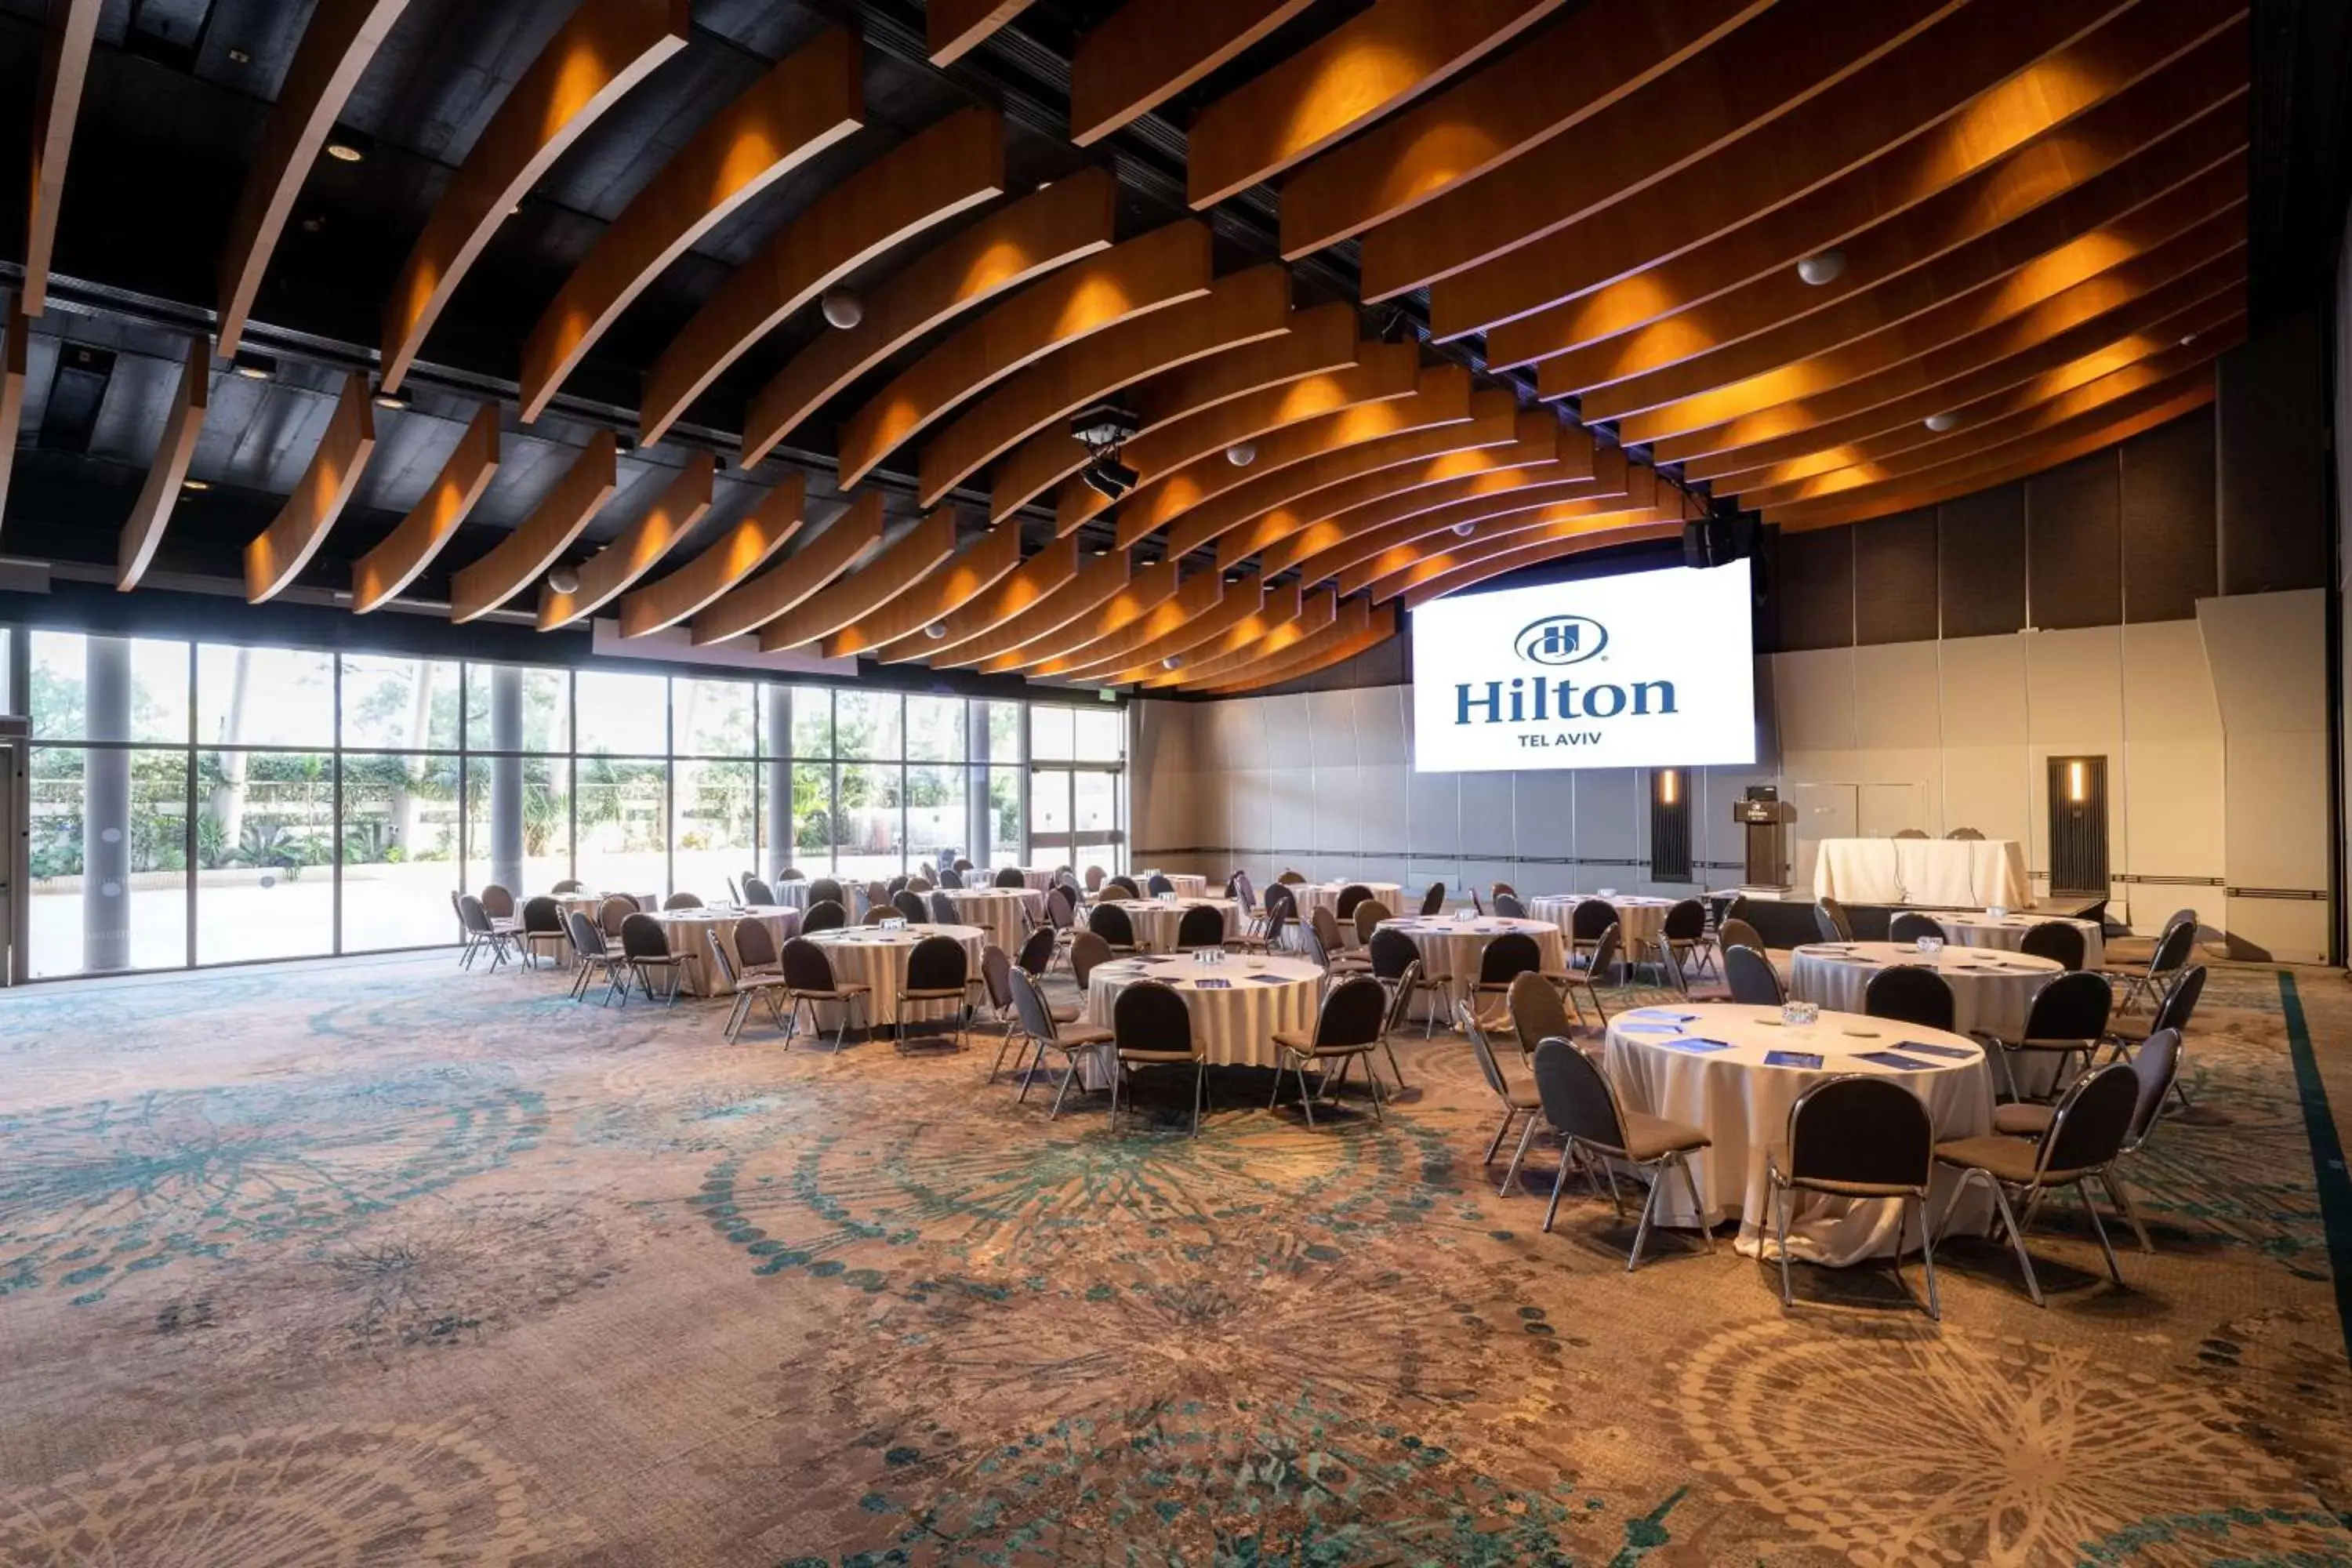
[1290,881,1403,917]
[1093,897,1240,952]
[1931,912,2103,972]
[646,906,800,996]
[1011,867,1058,893]
[1787,942,2063,1043]
[1083,953,1323,1069]
[1528,893,1679,954]
[1601,1003,1996,1264]
[1376,916,1567,1010]
[554,891,659,920]
[937,887,1047,953]
[1136,871,1209,898]
[767,880,815,910]
[803,924,987,1025]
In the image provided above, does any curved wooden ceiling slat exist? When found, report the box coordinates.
[1109,581,1300,686]
[1196,614,1396,695]
[870,535,1078,662]
[216,0,412,355]
[1390,514,1691,608]
[820,521,1023,659]
[116,339,212,592]
[690,491,881,644]
[1643,220,2245,464]
[929,0,1035,67]
[1588,159,2244,430]
[741,169,1118,470]
[1278,0,1768,258]
[641,107,1006,446]
[760,510,957,652]
[976,561,1181,672]
[832,219,1207,488]
[1356,0,1962,304]
[245,374,378,604]
[1188,594,1377,693]
[1282,442,1626,585]
[1342,468,1663,596]
[1054,572,1267,682]
[1141,588,1341,688]
[24,0,101,315]
[0,295,22,521]
[1683,275,2244,486]
[1056,339,1421,536]
[379,0,690,393]
[1421,0,2220,338]
[1018,568,1225,678]
[1069,0,1320,147]
[930,550,1133,670]
[616,474,805,638]
[1496,28,2248,376]
[986,305,1362,524]
[448,429,615,622]
[1185,0,1571,210]
[916,263,1290,507]
[1367,497,1691,603]
[518,30,864,423]
[349,405,502,612]
[1170,391,1525,560]
[536,450,716,629]
[1103,364,1472,549]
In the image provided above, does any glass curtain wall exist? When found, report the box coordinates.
[16,629,1126,978]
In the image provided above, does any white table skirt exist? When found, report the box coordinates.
[1377,916,1566,1009]
[1092,898,1240,952]
[1933,913,2103,971]
[1528,894,1678,950]
[1083,955,1323,1068]
[1136,872,1210,898]
[1813,837,2030,907]
[1291,881,1403,916]
[647,907,800,996]
[1602,1004,1996,1265]
[803,925,986,1025]
[938,887,1046,953]
[1787,942,2063,1042]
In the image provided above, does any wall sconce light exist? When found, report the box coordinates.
[1659,768,1679,806]
[2067,759,2087,804]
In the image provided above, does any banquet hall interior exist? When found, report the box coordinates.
[3,0,2352,1561]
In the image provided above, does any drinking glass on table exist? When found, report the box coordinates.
[1915,935,1944,957]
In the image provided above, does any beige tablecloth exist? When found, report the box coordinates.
[1528,894,1679,952]
[1083,954,1323,1068]
[1377,916,1567,1009]
[1290,881,1403,916]
[1091,898,1240,952]
[1813,837,2031,907]
[1602,1004,1995,1265]
[1787,942,2063,1042]
[646,907,800,996]
[1136,871,1210,898]
[938,887,1047,953]
[1932,913,2103,971]
[804,924,987,1025]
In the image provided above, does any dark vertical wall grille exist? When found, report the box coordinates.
[2047,755,2111,896]
[1650,771,1693,883]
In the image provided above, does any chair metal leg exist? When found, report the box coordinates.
[1541,1142,1573,1233]
[1626,1166,1664,1272]
[1677,1154,1714,1251]
[1381,1036,1407,1091]
[1191,1062,1205,1137]
[1913,1193,1941,1320]
[1296,1062,1318,1127]
[2076,1177,2126,1286]
[1048,1056,1080,1120]
[1501,1114,1541,1196]
[2102,1167,2154,1253]
[1984,1179,2045,1307]
[1483,1107,1516,1164]
[1774,1174,1795,1307]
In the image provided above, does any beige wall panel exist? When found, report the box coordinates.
[1850,640,1942,750]
[2223,895,2328,964]
[1770,648,1857,753]
[1937,635,2029,746]
[2200,588,2326,734]
[2118,737,2225,928]
[1936,745,2034,848]
[2120,619,2222,742]
[1306,688,1359,771]
[2224,728,2331,892]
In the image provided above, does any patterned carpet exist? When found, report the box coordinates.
[2,944,2349,1565]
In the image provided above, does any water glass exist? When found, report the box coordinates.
[1780,1000,1818,1028]
[1598,887,1618,899]
[1914,935,1944,957]
[1987,905,2009,920]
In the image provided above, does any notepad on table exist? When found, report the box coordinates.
[1660,1036,1734,1054]
[1617,1024,1684,1035]
[1241,973,1289,984]
[1854,1050,1936,1072]
[1192,978,1232,989]
[1894,1039,1977,1060]
[1764,1050,1824,1069]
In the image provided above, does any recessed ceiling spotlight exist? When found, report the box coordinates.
[1451,521,1475,536]
[1090,546,1110,556]
[1796,249,1846,286]
[1160,655,1184,670]
[1923,412,1958,433]
[1225,441,1256,466]
[924,622,949,640]
[299,215,325,234]
[180,477,209,492]
[2180,332,2198,346]
[1224,572,1243,583]
[371,382,411,411]
[323,127,372,163]
[547,566,581,595]
[821,285,862,329]
[230,350,278,381]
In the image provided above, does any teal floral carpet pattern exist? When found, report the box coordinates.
[0,947,2347,1564]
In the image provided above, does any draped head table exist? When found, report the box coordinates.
[1375,915,1566,1010]
[646,906,800,996]
[802,924,986,1025]
[1786,942,2063,1042]
[1094,897,1241,952]
[1811,837,2030,907]
[1527,893,1679,952]
[938,886,1047,953]
[1932,911,2103,971]
[1083,953,1323,1069]
[1601,1003,1996,1265]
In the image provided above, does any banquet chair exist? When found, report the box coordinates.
[778,866,807,882]
[807,877,845,909]
[1470,931,1543,1008]
[938,866,965,888]
[1276,869,1306,885]
[1661,898,1712,988]
[996,866,1028,888]
[742,877,777,906]
[1893,828,1929,839]
[887,874,910,895]
[1561,924,1624,1025]
[1016,926,1058,978]
[1103,875,1144,901]
[2104,915,2197,1014]
[891,890,929,924]
[706,935,794,1044]
[985,944,1082,1083]
[599,895,638,939]
[1887,911,1944,944]
[480,884,519,926]
[1046,885,1080,964]
[1932,1061,2140,1306]
[1724,945,1785,1005]
[664,891,703,910]
[1269,975,1391,1126]
[1088,902,1142,955]
[1509,970,1578,1058]
[727,877,743,905]
[780,937,869,1052]
[1992,1028,2182,1253]
[906,877,935,895]
[928,891,959,925]
[619,913,695,1006]
[519,895,568,969]
[1490,880,1517,902]
[1946,826,1986,840]
[1530,1037,1715,1272]
[1371,956,1420,1089]
[1310,907,1372,974]
[1111,980,1207,1135]
[2019,921,2087,971]
[2100,965,2202,1112]
[1419,882,1448,917]
[1980,970,2111,1102]
[1174,902,1228,950]
[1084,866,1108,893]
[1768,1076,1940,1319]
[800,898,848,935]
[1352,899,1392,948]
[1864,966,1956,1033]
[732,916,784,980]
[1069,929,1114,988]
[458,895,516,970]
[551,877,583,894]
[564,911,624,1003]
[1334,884,1373,921]
[1492,891,1528,919]
[863,903,895,925]
[1009,968,1115,1118]
[1145,872,1175,897]
[1370,927,1447,1036]
[1814,897,1855,943]
[1461,1001,1547,1193]
[895,935,972,1053]
[1717,919,1766,964]
[1569,898,1615,961]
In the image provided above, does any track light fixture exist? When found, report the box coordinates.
[821,286,862,329]
[372,382,411,411]
[229,350,278,382]
[180,477,209,492]
[1796,249,1846,285]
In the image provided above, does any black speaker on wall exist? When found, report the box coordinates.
[1682,513,1759,570]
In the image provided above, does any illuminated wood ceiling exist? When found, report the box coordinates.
[0,0,2254,693]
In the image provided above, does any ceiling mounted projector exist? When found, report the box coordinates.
[1069,402,1140,449]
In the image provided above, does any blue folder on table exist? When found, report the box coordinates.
[1659,1036,1733,1054]
[1894,1038,1977,1060]
[1854,1050,1936,1072]
[1617,1024,1684,1035]
[1192,978,1232,989]
[1764,1049,1824,1069]
[1240,973,1289,984]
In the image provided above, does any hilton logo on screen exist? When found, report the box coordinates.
[1454,613,1677,746]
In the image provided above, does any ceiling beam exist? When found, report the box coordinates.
[115,337,212,590]
[1193,597,1392,693]
[928,0,1036,67]
[1050,571,1269,681]
[0,292,26,534]
[690,491,882,644]
[349,405,502,611]
[1142,587,1339,687]
[975,559,1185,671]
[1100,579,1299,686]
[448,429,617,622]
[1068,0,1320,147]
[928,549,1131,669]
[616,475,806,637]
[537,450,717,628]
[23,0,102,315]
[1018,567,1225,677]
[819,521,1022,659]
[245,374,377,602]
[759,510,958,651]
[1389,513,1689,606]
[867,534,1077,662]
